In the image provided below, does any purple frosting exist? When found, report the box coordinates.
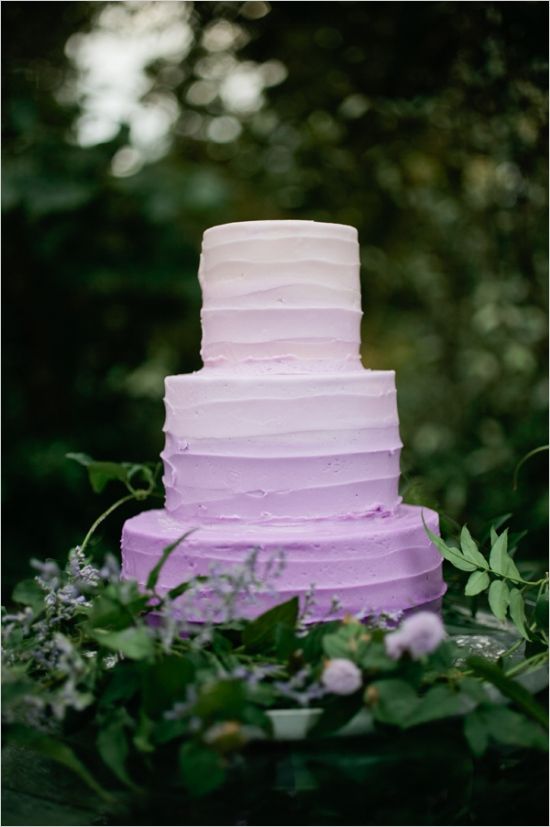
[122,506,445,620]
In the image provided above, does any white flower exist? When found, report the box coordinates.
[384,611,446,660]
[321,658,363,695]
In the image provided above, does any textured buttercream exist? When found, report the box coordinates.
[121,220,446,619]
[122,506,445,619]
[199,220,362,367]
[161,370,402,521]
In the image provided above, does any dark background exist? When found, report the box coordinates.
[3,1,548,592]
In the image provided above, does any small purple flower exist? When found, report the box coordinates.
[321,658,362,695]
[384,611,446,660]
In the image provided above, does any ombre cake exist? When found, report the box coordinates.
[121,220,446,619]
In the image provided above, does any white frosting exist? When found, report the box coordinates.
[199,220,361,367]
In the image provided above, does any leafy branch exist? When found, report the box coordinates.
[2,459,547,811]
[424,516,549,647]
[67,454,163,553]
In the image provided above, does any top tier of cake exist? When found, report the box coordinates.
[199,220,362,371]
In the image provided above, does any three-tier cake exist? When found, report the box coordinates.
[121,220,445,620]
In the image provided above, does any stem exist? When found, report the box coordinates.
[513,445,549,491]
[80,493,137,554]
[505,650,549,679]
[504,574,547,587]
[499,639,524,662]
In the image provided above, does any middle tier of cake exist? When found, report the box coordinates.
[161,368,403,522]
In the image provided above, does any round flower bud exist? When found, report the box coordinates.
[321,658,363,695]
[384,611,446,661]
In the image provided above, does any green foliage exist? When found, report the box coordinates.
[242,596,300,653]
[96,708,136,790]
[426,518,549,647]
[464,705,548,756]
[146,532,195,592]
[465,570,490,596]
[6,724,113,803]
[2,510,548,816]
[179,741,226,797]
[66,453,159,497]
[11,579,45,613]
[92,627,155,661]
[466,656,549,730]
[488,579,510,621]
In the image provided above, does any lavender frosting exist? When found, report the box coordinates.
[121,220,446,619]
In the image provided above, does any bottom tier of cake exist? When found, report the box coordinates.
[121,505,446,622]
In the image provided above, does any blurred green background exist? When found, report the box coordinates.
[3,1,548,591]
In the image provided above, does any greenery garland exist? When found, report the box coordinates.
[2,456,548,818]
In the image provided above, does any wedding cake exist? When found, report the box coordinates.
[121,220,445,620]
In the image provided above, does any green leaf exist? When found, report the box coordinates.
[369,680,420,728]
[66,453,130,494]
[2,671,37,707]
[478,705,548,751]
[465,570,490,597]
[466,656,549,729]
[87,592,147,632]
[141,655,196,717]
[6,725,112,802]
[535,589,549,632]
[179,741,225,796]
[301,621,340,662]
[167,575,208,601]
[242,596,299,652]
[145,532,194,591]
[503,555,522,582]
[93,627,155,661]
[487,527,521,581]
[133,711,155,753]
[240,703,274,735]
[274,623,298,660]
[509,589,530,640]
[100,664,141,707]
[422,519,476,572]
[459,677,490,704]
[489,529,510,577]
[460,526,488,569]
[154,717,188,744]
[322,624,367,660]
[309,694,363,737]
[105,579,149,611]
[463,710,489,756]
[97,712,137,790]
[359,640,399,673]
[488,579,509,620]
[193,679,246,719]
[12,578,44,613]
[424,640,458,673]
[406,684,465,727]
